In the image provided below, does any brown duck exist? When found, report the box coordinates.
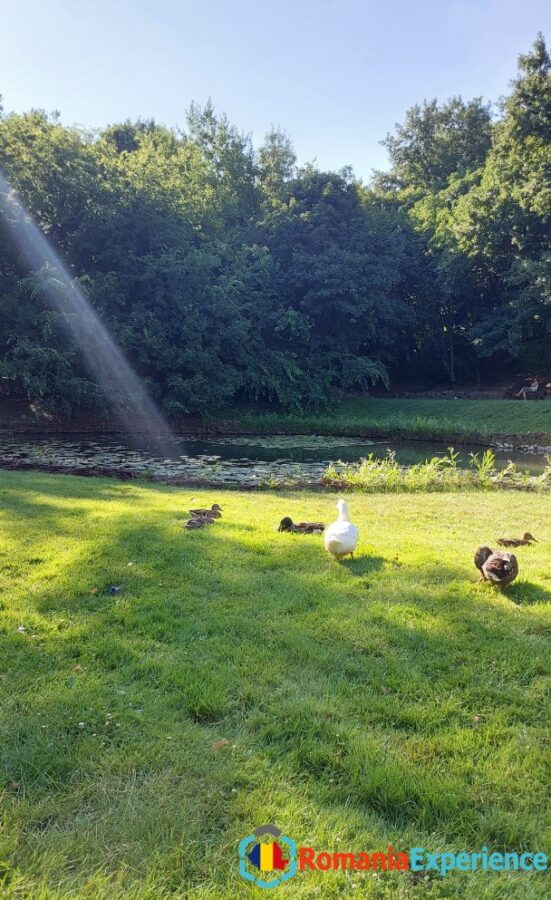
[185,517,215,529]
[189,504,223,519]
[278,517,325,535]
[474,546,519,587]
[496,532,538,547]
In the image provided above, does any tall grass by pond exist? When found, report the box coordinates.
[233,398,551,443]
[323,449,551,493]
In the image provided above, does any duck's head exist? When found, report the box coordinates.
[212,504,223,511]
[278,517,294,532]
[337,498,350,521]
[475,546,493,567]
[523,532,537,541]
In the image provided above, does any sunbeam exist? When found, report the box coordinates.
[0,170,175,450]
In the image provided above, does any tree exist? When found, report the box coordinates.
[261,169,416,401]
[0,36,549,416]
[380,96,492,192]
[258,128,296,198]
[453,33,551,366]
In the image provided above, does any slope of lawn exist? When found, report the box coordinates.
[232,397,551,442]
[0,471,550,898]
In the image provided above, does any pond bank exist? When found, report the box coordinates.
[2,451,550,493]
[3,398,551,448]
[0,456,327,490]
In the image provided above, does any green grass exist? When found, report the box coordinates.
[232,397,551,442]
[1,471,550,898]
[5,396,551,444]
[324,449,551,493]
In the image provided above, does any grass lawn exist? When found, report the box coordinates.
[233,397,551,442]
[1,471,550,898]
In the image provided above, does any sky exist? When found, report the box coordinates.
[1,0,549,180]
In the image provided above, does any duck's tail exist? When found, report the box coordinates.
[325,538,346,555]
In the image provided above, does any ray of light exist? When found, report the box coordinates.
[0,170,175,450]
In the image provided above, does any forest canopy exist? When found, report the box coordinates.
[0,34,550,416]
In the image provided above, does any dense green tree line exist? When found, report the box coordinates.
[0,35,549,417]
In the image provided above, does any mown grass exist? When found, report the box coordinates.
[0,471,550,898]
[232,397,551,442]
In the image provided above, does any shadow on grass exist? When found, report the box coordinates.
[504,579,551,605]
[338,554,385,577]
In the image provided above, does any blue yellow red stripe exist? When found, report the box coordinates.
[248,841,287,872]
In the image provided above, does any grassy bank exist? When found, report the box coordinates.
[1,472,550,897]
[233,397,551,443]
[4,397,551,445]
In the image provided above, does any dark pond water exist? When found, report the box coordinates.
[0,433,548,485]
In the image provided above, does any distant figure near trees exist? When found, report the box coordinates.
[516,378,540,399]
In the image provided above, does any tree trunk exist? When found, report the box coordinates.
[448,333,456,385]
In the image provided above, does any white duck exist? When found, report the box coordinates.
[324,498,359,559]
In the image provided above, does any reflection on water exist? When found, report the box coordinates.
[0,433,547,484]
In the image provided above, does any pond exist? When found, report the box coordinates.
[0,433,548,485]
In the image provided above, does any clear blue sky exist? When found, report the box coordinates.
[1,0,549,180]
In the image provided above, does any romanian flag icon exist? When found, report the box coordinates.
[248,840,288,872]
